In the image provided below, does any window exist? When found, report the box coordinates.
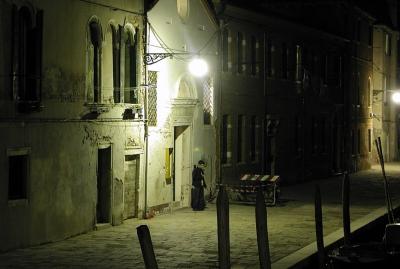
[177,0,189,22]
[8,151,29,200]
[296,45,302,81]
[148,71,158,126]
[385,33,392,56]
[222,115,232,164]
[250,35,258,76]
[357,129,361,154]
[222,28,229,72]
[330,55,339,86]
[356,20,361,42]
[368,129,372,153]
[266,39,273,77]
[294,117,301,155]
[203,76,214,125]
[11,5,43,111]
[124,28,138,104]
[111,25,121,103]
[311,117,317,154]
[237,32,244,74]
[237,115,245,162]
[321,54,328,85]
[368,25,373,46]
[321,118,326,153]
[383,75,387,104]
[88,19,102,103]
[351,130,355,155]
[282,43,288,79]
[368,77,372,106]
[250,116,258,161]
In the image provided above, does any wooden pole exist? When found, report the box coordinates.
[314,184,325,269]
[137,225,159,269]
[255,188,271,269]
[217,185,230,269]
[342,172,351,246]
[375,137,395,223]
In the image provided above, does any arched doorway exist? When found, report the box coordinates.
[171,75,197,207]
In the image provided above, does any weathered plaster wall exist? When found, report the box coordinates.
[0,121,145,251]
[0,0,145,251]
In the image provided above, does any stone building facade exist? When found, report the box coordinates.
[0,0,146,251]
[145,0,219,214]
[213,0,399,184]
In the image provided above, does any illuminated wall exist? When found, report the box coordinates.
[146,0,218,212]
[0,0,145,251]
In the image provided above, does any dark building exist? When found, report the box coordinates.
[213,0,399,184]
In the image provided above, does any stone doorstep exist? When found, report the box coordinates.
[94,223,112,231]
[271,205,396,269]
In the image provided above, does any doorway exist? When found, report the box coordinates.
[174,125,191,207]
[97,146,111,223]
[124,155,139,219]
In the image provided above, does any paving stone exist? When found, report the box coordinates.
[1,164,400,268]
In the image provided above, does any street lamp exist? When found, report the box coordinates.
[188,58,208,77]
[392,91,400,104]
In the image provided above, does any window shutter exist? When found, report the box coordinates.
[11,5,19,100]
[34,10,43,102]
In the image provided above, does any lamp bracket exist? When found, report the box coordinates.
[144,53,173,65]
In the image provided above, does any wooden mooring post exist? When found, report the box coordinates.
[375,137,395,224]
[137,224,159,269]
[342,172,351,246]
[314,184,325,269]
[255,188,271,269]
[217,185,230,269]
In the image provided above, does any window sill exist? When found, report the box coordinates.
[85,102,112,113]
[17,101,42,113]
[8,199,29,207]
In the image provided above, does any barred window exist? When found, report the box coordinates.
[203,76,214,125]
[148,71,158,126]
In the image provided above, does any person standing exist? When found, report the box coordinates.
[191,160,207,211]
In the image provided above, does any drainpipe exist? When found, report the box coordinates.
[143,14,149,219]
[262,31,266,174]
[217,18,223,186]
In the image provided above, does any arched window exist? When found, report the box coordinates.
[110,24,120,103]
[89,19,102,103]
[12,5,43,112]
[177,0,189,22]
[124,28,137,104]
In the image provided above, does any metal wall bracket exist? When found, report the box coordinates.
[144,53,173,65]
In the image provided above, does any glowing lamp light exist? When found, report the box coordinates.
[392,92,400,104]
[188,58,208,77]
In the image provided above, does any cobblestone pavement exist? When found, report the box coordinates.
[1,164,400,269]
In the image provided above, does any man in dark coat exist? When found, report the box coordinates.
[191,160,207,211]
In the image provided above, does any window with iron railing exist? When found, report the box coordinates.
[148,71,158,126]
[203,76,213,125]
